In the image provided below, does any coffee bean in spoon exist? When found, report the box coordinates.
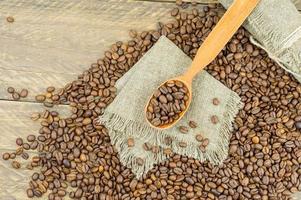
[146,80,189,127]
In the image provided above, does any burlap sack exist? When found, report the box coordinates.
[219,0,301,83]
[99,36,243,178]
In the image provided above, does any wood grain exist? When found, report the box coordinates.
[0,0,188,102]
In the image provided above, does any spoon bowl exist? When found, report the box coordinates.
[145,0,260,130]
[145,76,192,130]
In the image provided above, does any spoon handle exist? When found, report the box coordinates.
[183,0,260,81]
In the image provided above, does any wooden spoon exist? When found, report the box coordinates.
[145,0,260,129]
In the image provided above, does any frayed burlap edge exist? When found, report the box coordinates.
[99,92,243,178]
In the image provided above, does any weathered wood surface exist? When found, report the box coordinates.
[1,0,301,199]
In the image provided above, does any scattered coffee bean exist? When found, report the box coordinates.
[10,153,16,159]
[179,141,187,148]
[146,80,189,127]
[21,152,29,160]
[31,113,40,121]
[20,89,28,98]
[188,120,197,128]
[210,115,219,124]
[202,138,209,147]
[143,142,152,151]
[127,138,135,147]
[46,86,55,93]
[16,147,23,155]
[27,189,34,198]
[27,135,36,142]
[163,148,173,156]
[12,92,20,100]
[7,87,15,94]
[35,95,46,102]
[212,98,220,105]
[11,161,21,169]
[195,134,203,142]
[16,138,23,146]
[136,157,144,166]
[6,16,14,23]
[2,152,10,160]
[179,126,189,134]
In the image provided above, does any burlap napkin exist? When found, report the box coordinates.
[100,36,243,178]
[219,0,301,83]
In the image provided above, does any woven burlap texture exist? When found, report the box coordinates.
[219,0,301,83]
[99,36,243,178]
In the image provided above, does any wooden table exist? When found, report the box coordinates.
[0,0,301,199]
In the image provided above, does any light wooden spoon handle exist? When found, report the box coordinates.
[183,0,260,81]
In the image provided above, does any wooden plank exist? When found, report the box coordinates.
[0,0,198,102]
[139,0,301,10]
[0,100,71,198]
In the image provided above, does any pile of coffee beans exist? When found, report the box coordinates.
[146,80,189,127]
[2,4,301,200]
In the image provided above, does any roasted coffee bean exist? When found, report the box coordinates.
[16,138,23,146]
[179,141,187,148]
[31,113,40,121]
[212,98,220,105]
[11,161,21,169]
[210,115,219,124]
[27,189,34,198]
[143,142,152,151]
[2,152,10,160]
[46,86,55,93]
[35,95,46,102]
[146,80,189,127]
[12,92,20,100]
[252,136,260,144]
[127,138,135,147]
[195,134,203,142]
[179,126,189,133]
[21,152,29,160]
[136,157,144,166]
[7,87,15,94]
[20,89,29,98]
[16,147,23,155]
[188,120,197,128]
[10,153,16,159]
[27,135,36,142]
[22,143,30,150]
[6,16,14,23]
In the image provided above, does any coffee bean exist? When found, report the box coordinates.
[27,189,34,198]
[171,8,179,16]
[2,152,10,160]
[136,157,144,166]
[179,141,187,148]
[10,153,16,159]
[16,147,23,155]
[7,87,15,93]
[212,98,220,105]
[35,95,46,102]
[179,126,189,133]
[11,161,21,169]
[163,148,173,156]
[143,142,152,151]
[188,121,197,128]
[16,138,23,146]
[46,86,55,93]
[210,115,219,124]
[202,138,209,147]
[20,89,28,98]
[21,152,29,160]
[195,134,203,142]
[12,92,20,100]
[6,16,14,23]
[127,138,135,147]
[176,0,183,6]
[23,143,30,150]
[252,136,260,144]
[27,135,36,142]
[31,113,40,121]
